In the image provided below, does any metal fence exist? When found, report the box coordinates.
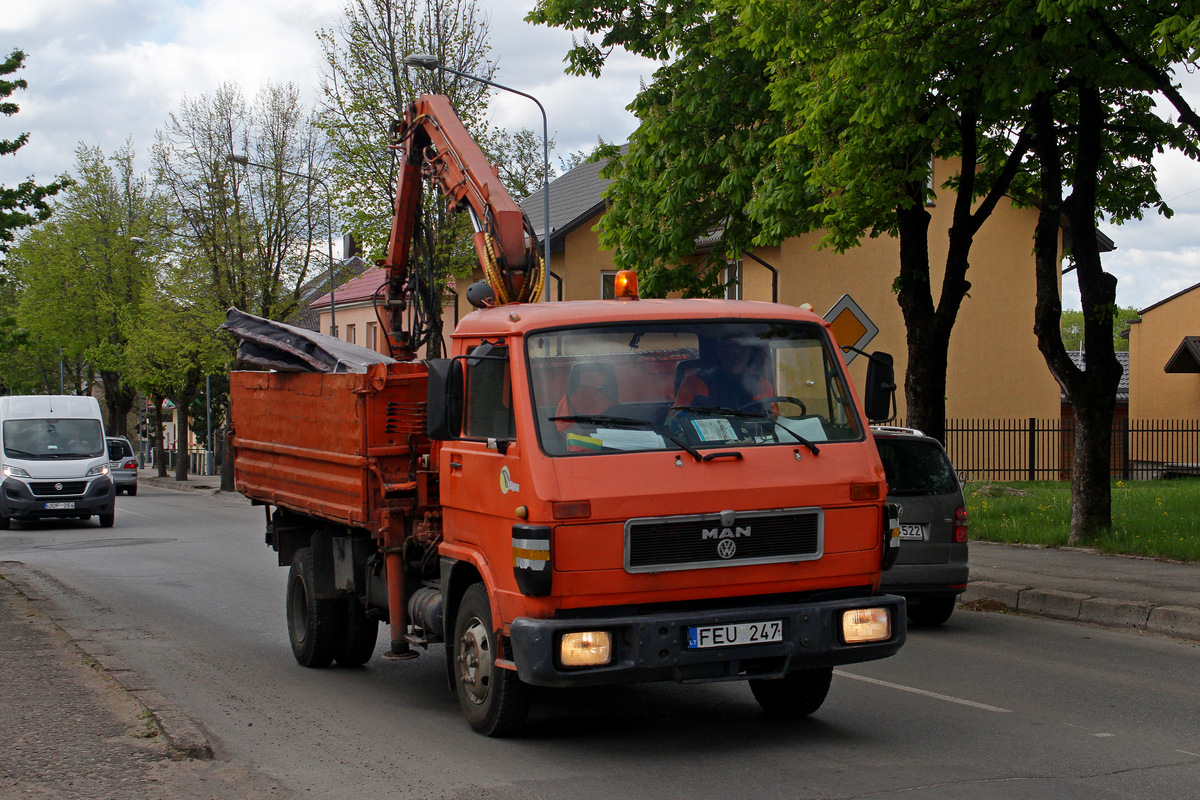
[913,418,1200,482]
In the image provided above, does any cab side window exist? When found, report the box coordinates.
[463,345,516,441]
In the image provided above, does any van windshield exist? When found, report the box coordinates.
[3,419,105,459]
[526,320,864,457]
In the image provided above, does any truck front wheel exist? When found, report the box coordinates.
[453,584,532,736]
[287,547,340,668]
[749,666,833,718]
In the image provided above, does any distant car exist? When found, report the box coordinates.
[106,436,138,496]
[872,426,968,627]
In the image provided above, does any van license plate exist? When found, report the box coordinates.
[45,502,75,510]
[899,523,927,540]
[688,620,783,649]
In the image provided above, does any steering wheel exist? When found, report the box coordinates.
[741,396,807,417]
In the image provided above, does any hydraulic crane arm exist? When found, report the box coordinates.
[382,94,544,359]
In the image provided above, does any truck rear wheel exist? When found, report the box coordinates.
[453,584,532,736]
[749,666,833,718]
[335,598,378,667]
[287,547,340,668]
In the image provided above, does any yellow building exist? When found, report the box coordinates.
[1127,283,1200,421]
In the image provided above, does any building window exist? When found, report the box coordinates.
[367,322,377,352]
[601,271,616,300]
[346,323,356,344]
[723,260,743,300]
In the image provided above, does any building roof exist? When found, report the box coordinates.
[289,256,374,330]
[520,152,618,248]
[1165,336,1200,374]
[310,265,389,310]
[1063,350,1130,403]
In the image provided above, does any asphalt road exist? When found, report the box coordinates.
[2,484,1198,800]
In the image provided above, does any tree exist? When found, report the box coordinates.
[529,0,1034,442]
[317,0,549,355]
[1060,306,1139,352]
[0,49,67,255]
[154,82,328,322]
[6,143,160,432]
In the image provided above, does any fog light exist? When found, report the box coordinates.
[842,608,891,644]
[560,631,612,667]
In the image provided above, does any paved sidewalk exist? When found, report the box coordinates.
[964,540,1200,640]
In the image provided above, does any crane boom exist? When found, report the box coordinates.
[382,94,544,359]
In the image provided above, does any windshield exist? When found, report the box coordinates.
[527,320,864,457]
[3,418,105,460]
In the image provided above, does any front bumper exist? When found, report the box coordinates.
[1,476,115,519]
[509,594,906,688]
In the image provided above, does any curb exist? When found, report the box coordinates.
[961,580,1200,642]
[1,566,214,761]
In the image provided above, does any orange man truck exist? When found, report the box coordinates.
[226,95,905,736]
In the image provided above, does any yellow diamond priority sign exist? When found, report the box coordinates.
[823,294,878,364]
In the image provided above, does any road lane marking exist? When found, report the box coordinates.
[834,670,1013,713]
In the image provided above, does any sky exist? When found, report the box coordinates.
[3,0,1200,312]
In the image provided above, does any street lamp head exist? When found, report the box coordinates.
[403,53,441,70]
[227,154,250,166]
[130,236,146,245]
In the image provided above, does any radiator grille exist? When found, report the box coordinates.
[625,508,823,573]
[29,481,88,497]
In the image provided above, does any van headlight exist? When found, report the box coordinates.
[86,464,110,477]
[3,465,30,478]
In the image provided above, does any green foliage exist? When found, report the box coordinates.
[1059,306,1139,352]
[5,143,162,429]
[0,49,68,254]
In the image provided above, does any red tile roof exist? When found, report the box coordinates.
[310,266,389,310]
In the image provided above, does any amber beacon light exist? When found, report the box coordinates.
[614,270,639,300]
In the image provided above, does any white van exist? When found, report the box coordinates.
[0,395,116,529]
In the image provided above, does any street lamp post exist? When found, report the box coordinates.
[402,54,551,303]
[226,154,339,336]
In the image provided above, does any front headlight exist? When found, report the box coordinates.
[842,608,892,644]
[86,464,110,477]
[559,631,613,667]
[3,465,31,478]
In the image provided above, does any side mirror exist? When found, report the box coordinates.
[426,358,463,440]
[863,351,896,424]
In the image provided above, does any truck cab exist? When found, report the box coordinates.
[426,296,904,731]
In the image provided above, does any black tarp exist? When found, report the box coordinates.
[219,307,396,373]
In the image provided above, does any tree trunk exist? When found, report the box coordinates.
[174,388,194,481]
[153,397,168,479]
[1070,398,1115,543]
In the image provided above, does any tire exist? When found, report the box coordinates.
[0,514,9,531]
[287,547,341,668]
[749,666,833,718]
[335,598,379,667]
[128,485,137,496]
[907,596,956,627]
[452,583,532,736]
[97,511,115,528]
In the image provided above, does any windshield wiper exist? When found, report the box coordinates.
[550,414,704,462]
[4,448,38,458]
[671,405,821,456]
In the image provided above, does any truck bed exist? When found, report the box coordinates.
[229,362,430,529]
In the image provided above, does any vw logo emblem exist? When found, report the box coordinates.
[54,482,63,492]
[717,539,737,559]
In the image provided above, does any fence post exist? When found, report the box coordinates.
[1121,417,1130,481]
[1028,417,1036,482]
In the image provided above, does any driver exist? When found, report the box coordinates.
[675,335,773,410]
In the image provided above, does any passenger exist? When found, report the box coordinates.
[675,335,773,411]
[555,362,618,431]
